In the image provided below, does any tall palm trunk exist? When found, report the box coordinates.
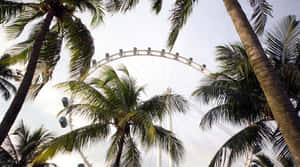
[222,0,300,165]
[0,12,54,145]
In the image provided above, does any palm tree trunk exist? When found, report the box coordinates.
[222,0,300,166]
[0,12,54,145]
[113,135,125,167]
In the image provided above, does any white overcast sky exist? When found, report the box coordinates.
[0,0,300,167]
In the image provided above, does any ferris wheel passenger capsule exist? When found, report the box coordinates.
[147,47,151,55]
[59,116,68,128]
[92,59,97,67]
[61,97,69,107]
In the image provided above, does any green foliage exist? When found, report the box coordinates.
[0,121,56,167]
[252,154,274,167]
[167,0,197,50]
[0,0,105,99]
[193,16,300,167]
[208,122,272,167]
[37,65,188,165]
[0,54,21,100]
[63,16,95,78]
[249,0,273,35]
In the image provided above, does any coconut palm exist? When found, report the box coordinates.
[0,0,104,145]
[0,121,56,167]
[193,44,274,167]
[0,54,22,100]
[192,16,300,166]
[173,2,300,164]
[34,65,187,167]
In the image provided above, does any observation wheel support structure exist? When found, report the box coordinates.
[87,47,210,77]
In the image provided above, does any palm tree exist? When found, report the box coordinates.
[0,121,56,167]
[0,0,104,145]
[0,54,22,100]
[192,16,300,166]
[193,44,273,167]
[105,0,300,163]
[34,65,187,167]
[176,1,300,164]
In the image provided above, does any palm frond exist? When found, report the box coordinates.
[121,136,141,167]
[278,156,295,167]
[56,80,113,110]
[0,147,15,165]
[5,7,43,39]
[5,18,44,65]
[153,125,184,164]
[273,128,291,158]
[215,44,252,78]
[63,16,94,79]
[138,94,188,120]
[106,130,123,161]
[0,80,12,100]
[150,0,162,14]
[253,154,274,167]
[265,15,300,65]
[65,0,105,26]
[28,30,62,99]
[167,0,197,50]
[0,0,34,24]
[249,0,272,35]
[105,0,139,13]
[131,111,156,146]
[34,123,110,163]
[58,103,114,123]
[208,122,272,167]
[278,64,300,98]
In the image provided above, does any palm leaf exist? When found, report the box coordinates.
[167,0,197,50]
[34,123,110,163]
[249,0,273,35]
[272,128,291,158]
[106,130,123,161]
[138,94,187,121]
[5,6,43,39]
[56,80,113,110]
[265,15,300,65]
[105,0,139,13]
[0,0,37,24]
[0,147,15,165]
[121,136,141,167]
[208,122,272,167]
[63,16,94,78]
[153,125,184,164]
[252,154,274,167]
[150,0,162,14]
[64,0,105,26]
[278,156,295,167]
[28,30,62,99]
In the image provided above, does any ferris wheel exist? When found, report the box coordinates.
[58,47,230,167]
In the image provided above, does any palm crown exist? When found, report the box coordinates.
[0,121,56,167]
[1,0,104,98]
[192,15,300,167]
[0,0,105,145]
[35,65,188,167]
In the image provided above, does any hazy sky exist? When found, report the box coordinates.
[0,0,300,167]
